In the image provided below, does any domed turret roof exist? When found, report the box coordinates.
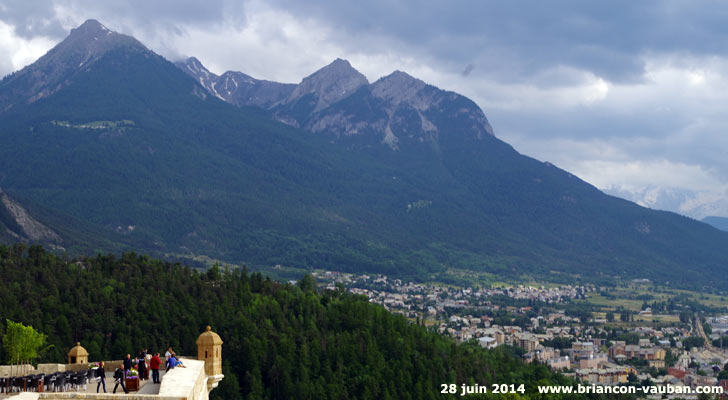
[196,326,223,346]
[68,342,89,357]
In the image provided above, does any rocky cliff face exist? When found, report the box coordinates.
[0,189,61,244]
[284,58,369,112]
[176,57,222,100]
[176,58,494,151]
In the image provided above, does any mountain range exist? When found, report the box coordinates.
[1,19,727,288]
[175,56,495,152]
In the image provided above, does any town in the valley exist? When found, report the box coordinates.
[312,270,728,396]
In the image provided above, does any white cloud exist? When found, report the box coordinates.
[145,1,345,83]
[0,20,55,76]
[577,159,724,192]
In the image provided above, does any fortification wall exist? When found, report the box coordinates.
[4,357,209,400]
[157,359,209,400]
[0,360,127,377]
[0,364,34,377]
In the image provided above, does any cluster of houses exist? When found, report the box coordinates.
[465,326,636,385]
[311,270,728,391]
[609,340,667,368]
[467,322,728,390]
[312,271,596,318]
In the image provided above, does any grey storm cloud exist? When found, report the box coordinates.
[263,0,728,84]
[2,0,247,38]
[1,0,63,37]
[5,0,728,84]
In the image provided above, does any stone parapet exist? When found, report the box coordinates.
[157,358,210,400]
[16,394,183,400]
[36,364,67,374]
[0,364,34,377]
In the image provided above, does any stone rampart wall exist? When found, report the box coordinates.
[4,357,209,400]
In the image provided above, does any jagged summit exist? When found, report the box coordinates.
[70,19,112,36]
[175,57,295,107]
[380,70,419,81]
[286,58,369,112]
[176,57,217,81]
[176,57,220,98]
[0,19,149,112]
[175,56,496,142]
[179,57,209,74]
[310,58,365,80]
[57,19,146,55]
[324,58,362,74]
[375,70,424,87]
[219,70,257,85]
[371,70,428,107]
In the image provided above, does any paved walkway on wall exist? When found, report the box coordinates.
[0,370,170,397]
[83,370,168,395]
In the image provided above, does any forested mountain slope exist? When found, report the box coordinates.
[1,20,727,287]
[0,245,623,400]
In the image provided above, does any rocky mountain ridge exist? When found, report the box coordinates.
[176,57,495,151]
[284,58,369,112]
[175,57,296,108]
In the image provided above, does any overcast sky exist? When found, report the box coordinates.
[2,0,728,216]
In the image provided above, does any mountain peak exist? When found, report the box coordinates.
[286,58,369,112]
[0,19,149,112]
[177,57,216,79]
[371,70,428,107]
[61,19,144,52]
[183,56,203,66]
[70,19,113,36]
[328,57,355,68]
[174,57,223,100]
[313,58,367,84]
[375,70,424,87]
[386,70,416,80]
[61,19,146,55]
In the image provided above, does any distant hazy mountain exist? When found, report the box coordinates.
[703,216,728,232]
[604,185,728,220]
[2,20,728,288]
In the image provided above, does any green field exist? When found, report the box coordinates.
[580,282,727,328]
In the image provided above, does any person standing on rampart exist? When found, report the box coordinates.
[150,353,162,383]
[113,367,128,394]
[96,361,106,393]
[137,350,147,381]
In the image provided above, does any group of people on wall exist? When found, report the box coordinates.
[96,347,184,393]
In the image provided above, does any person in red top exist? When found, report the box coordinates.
[150,353,162,384]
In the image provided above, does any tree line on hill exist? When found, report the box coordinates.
[0,244,629,399]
